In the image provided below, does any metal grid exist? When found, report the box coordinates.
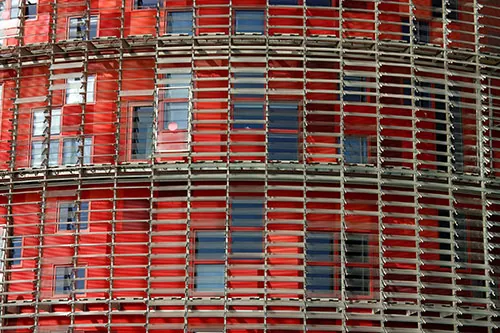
[0,0,498,332]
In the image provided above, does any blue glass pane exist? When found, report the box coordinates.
[195,264,225,292]
[233,72,265,98]
[306,0,331,6]
[306,266,334,292]
[346,267,370,295]
[75,268,85,291]
[269,102,298,130]
[11,237,22,265]
[80,202,89,230]
[167,11,192,35]
[196,231,225,260]
[268,133,298,161]
[235,10,265,34]
[165,73,191,99]
[59,203,76,231]
[306,233,333,262]
[231,199,264,227]
[344,76,366,102]
[164,102,188,130]
[344,136,368,164]
[231,231,263,259]
[233,101,264,129]
[134,0,157,9]
[270,0,298,4]
[401,18,410,43]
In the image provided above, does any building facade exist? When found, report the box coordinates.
[0,0,500,332]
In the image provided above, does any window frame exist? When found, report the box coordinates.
[53,265,87,297]
[305,231,336,296]
[231,71,266,130]
[230,197,265,261]
[9,0,37,21]
[9,236,22,267]
[67,15,99,40]
[133,0,158,10]
[65,75,96,105]
[345,233,371,297]
[267,100,301,162]
[415,20,430,44]
[57,201,90,233]
[165,10,193,35]
[160,72,191,133]
[129,103,154,161]
[233,9,266,35]
[343,76,367,103]
[343,135,370,164]
[192,230,226,294]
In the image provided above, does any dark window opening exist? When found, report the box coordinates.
[270,0,298,5]
[346,234,370,296]
[306,0,331,6]
[131,106,154,160]
[415,20,430,44]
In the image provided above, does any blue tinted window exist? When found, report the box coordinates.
[68,16,98,40]
[231,231,263,259]
[344,76,366,102]
[134,0,157,9]
[55,266,86,295]
[195,231,225,260]
[306,266,334,292]
[306,0,331,6]
[233,72,265,98]
[270,0,299,4]
[164,102,189,131]
[306,233,334,262]
[401,18,410,43]
[167,11,193,35]
[233,102,264,129]
[231,198,264,227]
[415,20,429,43]
[195,264,225,292]
[344,136,368,164]
[269,102,298,130]
[403,79,411,106]
[11,237,22,265]
[235,10,265,34]
[59,202,89,231]
[165,73,191,100]
[268,133,299,161]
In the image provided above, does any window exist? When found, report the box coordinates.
[346,234,370,296]
[230,198,264,260]
[68,16,98,40]
[432,0,457,19]
[306,232,334,293]
[268,102,299,161]
[455,213,467,263]
[134,0,157,9]
[403,79,411,106]
[10,236,21,266]
[62,137,92,165]
[344,76,366,102]
[10,0,37,19]
[54,266,85,295]
[58,202,89,232]
[306,0,331,6]
[270,0,298,4]
[235,10,265,34]
[415,20,429,44]
[131,105,153,160]
[163,72,191,131]
[166,11,192,35]
[451,94,464,173]
[232,72,265,129]
[194,231,225,292]
[66,75,96,104]
[344,136,368,164]
[31,109,61,167]
[401,18,410,43]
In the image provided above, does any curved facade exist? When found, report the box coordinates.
[0,0,500,332]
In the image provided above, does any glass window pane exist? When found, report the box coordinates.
[49,139,59,166]
[80,202,89,230]
[164,102,188,131]
[32,110,45,136]
[165,72,191,99]
[344,136,368,164]
[134,0,157,9]
[235,10,264,34]
[75,268,85,291]
[167,11,192,35]
[268,133,298,161]
[231,231,263,259]
[11,237,21,265]
[59,202,76,231]
[269,102,298,130]
[69,16,97,40]
[306,232,334,262]
[231,198,264,227]
[10,0,19,18]
[25,0,37,19]
[347,267,370,296]
[306,266,334,292]
[63,138,78,165]
[86,75,95,102]
[55,266,71,294]
[31,141,43,167]
[195,231,225,260]
[195,264,225,292]
[233,72,265,98]
[306,0,331,6]
[51,109,61,135]
[346,234,369,264]
[344,76,366,102]
[270,0,298,4]
[233,101,264,129]
[132,106,153,160]
[66,77,82,104]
